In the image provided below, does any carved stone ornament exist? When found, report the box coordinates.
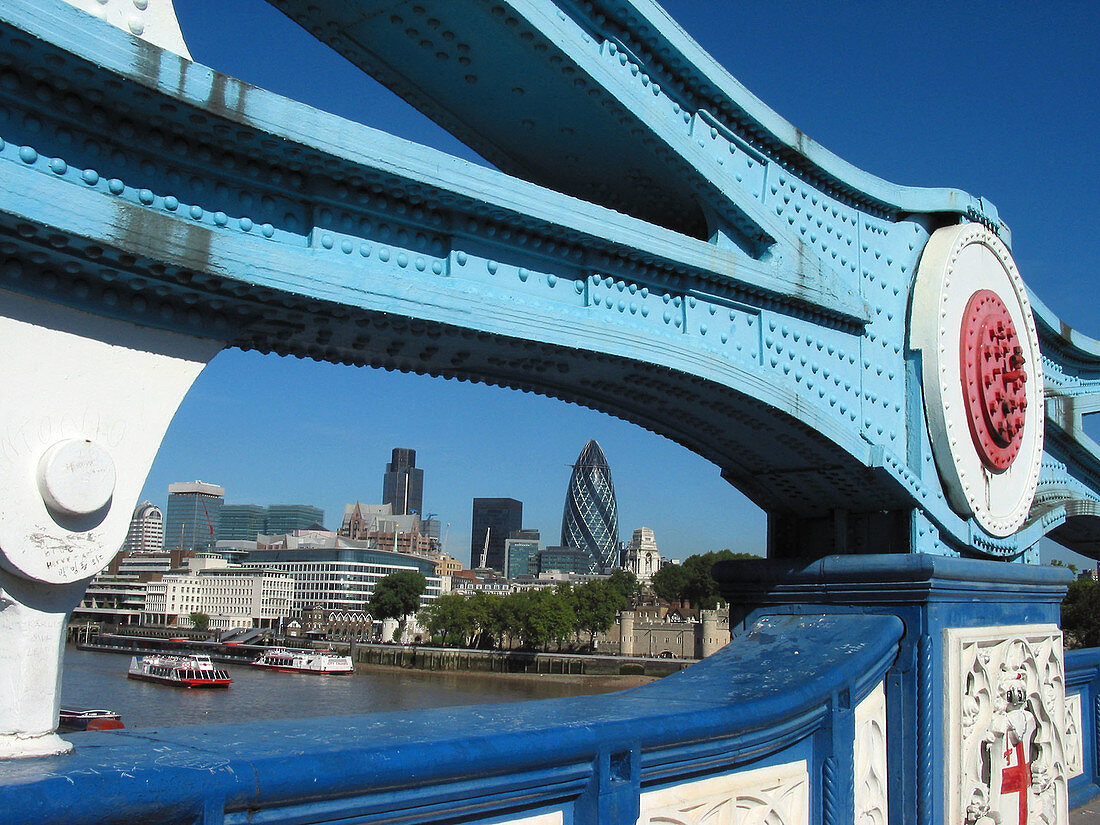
[946,625,1068,825]
[854,681,889,825]
[637,760,809,825]
[1064,693,1083,779]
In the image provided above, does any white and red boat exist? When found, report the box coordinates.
[127,654,232,688]
[251,647,354,675]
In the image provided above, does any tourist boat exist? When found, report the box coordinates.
[127,654,232,688]
[58,706,124,732]
[251,647,354,675]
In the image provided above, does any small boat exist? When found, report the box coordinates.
[251,647,354,675]
[58,706,124,732]
[127,654,232,688]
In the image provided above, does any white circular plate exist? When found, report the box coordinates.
[910,224,1043,538]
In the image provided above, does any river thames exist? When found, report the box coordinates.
[61,646,644,729]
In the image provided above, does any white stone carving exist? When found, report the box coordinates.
[854,680,889,825]
[1064,693,1083,779]
[637,760,808,825]
[946,624,1068,825]
[61,0,191,59]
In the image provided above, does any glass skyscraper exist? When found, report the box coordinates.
[471,498,523,572]
[164,481,225,554]
[382,448,424,516]
[560,440,619,573]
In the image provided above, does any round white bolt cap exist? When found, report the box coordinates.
[36,439,116,516]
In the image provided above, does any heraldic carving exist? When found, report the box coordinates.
[947,625,1068,825]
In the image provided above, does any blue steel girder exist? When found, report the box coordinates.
[1,0,1099,561]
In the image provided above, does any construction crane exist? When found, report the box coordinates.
[479,527,490,570]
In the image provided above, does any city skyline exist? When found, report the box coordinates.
[135,1,1099,568]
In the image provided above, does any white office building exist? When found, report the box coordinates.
[142,555,293,630]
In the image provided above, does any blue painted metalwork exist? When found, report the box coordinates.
[2,0,1100,821]
[1,0,1098,560]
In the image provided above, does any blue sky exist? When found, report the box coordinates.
[143,1,1099,567]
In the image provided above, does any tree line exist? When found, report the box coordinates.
[417,570,637,650]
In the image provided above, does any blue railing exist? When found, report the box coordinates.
[0,612,902,825]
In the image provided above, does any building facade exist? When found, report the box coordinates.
[142,555,294,630]
[560,440,619,573]
[623,526,662,583]
[121,501,164,555]
[470,497,523,572]
[217,504,267,542]
[163,481,225,554]
[504,530,541,579]
[382,447,424,516]
[240,546,442,616]
[265,504,325,535]
[218,504,325,542]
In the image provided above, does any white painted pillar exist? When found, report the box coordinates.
[0,289,222,757]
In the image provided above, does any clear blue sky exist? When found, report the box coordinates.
[141,1,1099,568]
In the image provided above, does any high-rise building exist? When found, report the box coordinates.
[265,504,325,535]
[218,504,326,542]
[504,529,541,580]
[122,501,164,554]
[218,504,267,542]
[164,481,224,554]
[471,498,523,572]
[382,448,424,516]
[560,440,619,573]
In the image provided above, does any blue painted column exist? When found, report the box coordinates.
[713,554,1072,825]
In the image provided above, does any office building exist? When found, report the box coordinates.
[142,555,294,630]
[504,529,541,580]
[217,504,326,542]
[560,440,619,572]
[382,448,424,516]
[218,504,268,542]
[266,504,325,534]
[471,498,523,572]
[623,526,662,583]
[163,481,225,554]
[241,545,441,615]
[538,545,599,576]
[121,501,164,554]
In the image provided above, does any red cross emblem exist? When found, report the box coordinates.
[1001,740,1032,824]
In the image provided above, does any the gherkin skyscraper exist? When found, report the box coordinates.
[560,440,619,573]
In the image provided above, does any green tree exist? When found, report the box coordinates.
[419,593,474,646]
[188,611,210,632]
[651,550,761,609]
[510,589,575,650]
[572,580,629,646]
[651,563,690,604]
[468,590,505,648]
[1062,578,1100,648]
[370,571,427,639]
[605,569,639,604]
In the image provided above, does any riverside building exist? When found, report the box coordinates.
[240,543,442,616]
[142,554,294,630]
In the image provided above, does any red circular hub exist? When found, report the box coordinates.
[960,290,1028,472]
